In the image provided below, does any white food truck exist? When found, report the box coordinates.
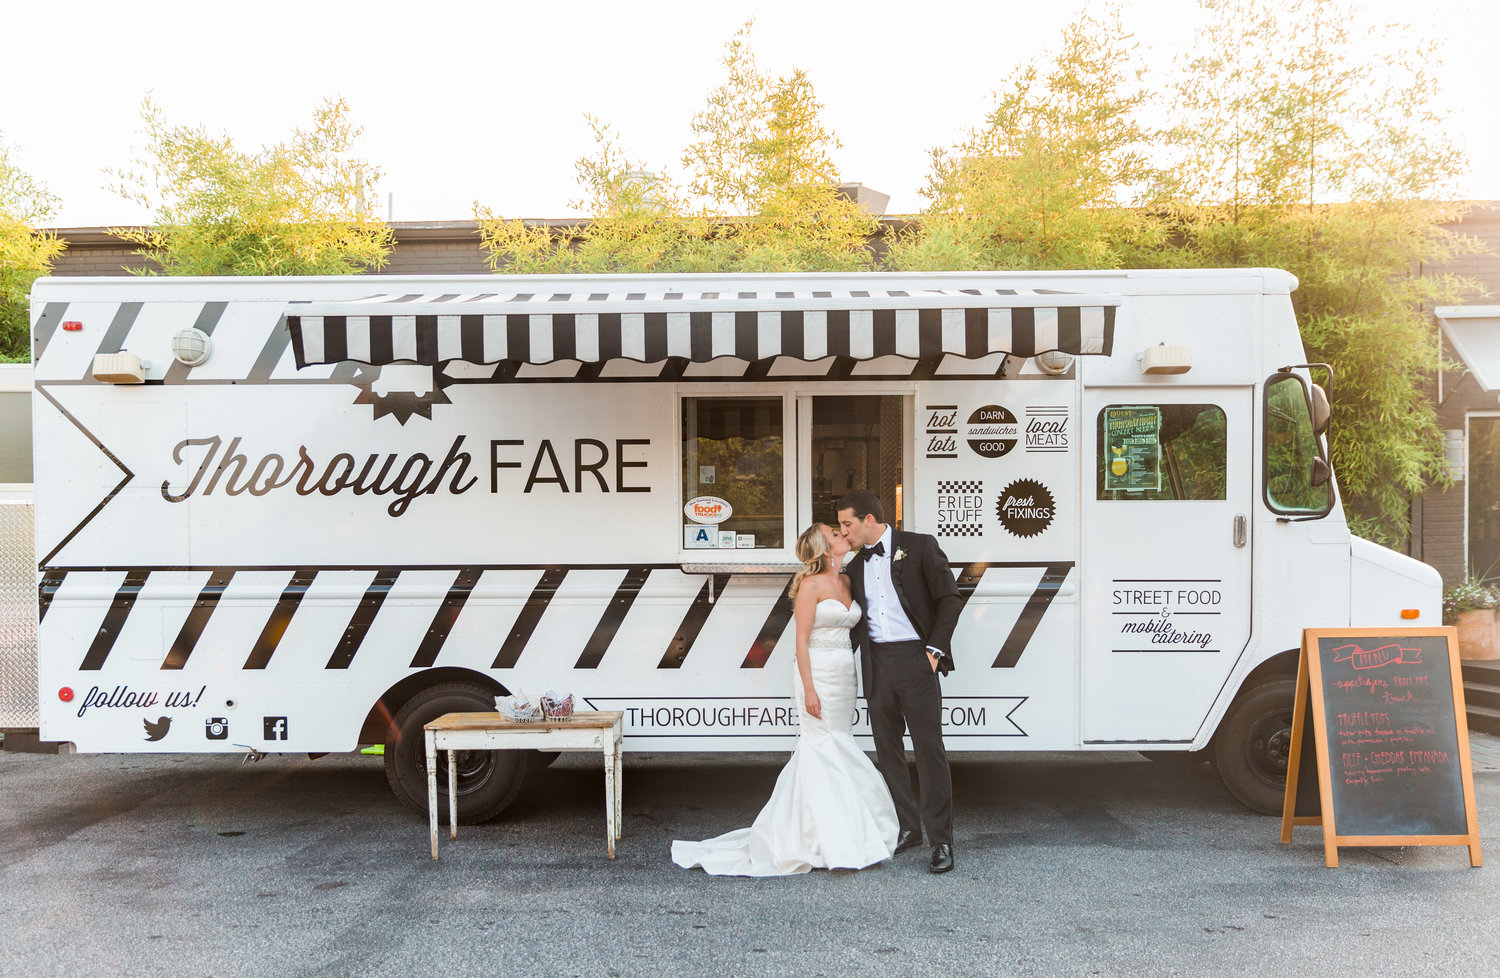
[1,269,1440,820]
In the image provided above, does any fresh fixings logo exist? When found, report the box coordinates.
[966,405,1019,459]
[997,478,1055,538]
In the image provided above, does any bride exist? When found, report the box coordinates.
[672,523,898,876]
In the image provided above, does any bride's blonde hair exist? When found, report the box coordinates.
[789,523,834,599]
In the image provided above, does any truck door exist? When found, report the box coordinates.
[1080,389,1253,742]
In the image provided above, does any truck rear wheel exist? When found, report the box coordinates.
[384,682,532,824]
[1212,678,1295,814]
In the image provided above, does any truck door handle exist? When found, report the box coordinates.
[1234,514,1247,548]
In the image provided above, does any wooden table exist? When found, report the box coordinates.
[423,710,624,860]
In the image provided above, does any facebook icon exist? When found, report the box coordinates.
[263,717,288,741]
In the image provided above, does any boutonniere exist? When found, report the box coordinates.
[894,548,908,561]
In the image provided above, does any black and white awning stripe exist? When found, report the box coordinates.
[286,290,1118,369]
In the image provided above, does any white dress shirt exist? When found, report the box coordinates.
[863,526,923,644]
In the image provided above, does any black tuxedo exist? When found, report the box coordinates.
[845,528,963,848]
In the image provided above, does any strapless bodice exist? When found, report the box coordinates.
[809,599,861,649]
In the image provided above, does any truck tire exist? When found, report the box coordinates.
[384,682,532,824]
[1212,678,1295,815]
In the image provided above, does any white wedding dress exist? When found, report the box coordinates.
[672,598,898,876]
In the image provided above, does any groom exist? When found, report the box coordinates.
[837,489,963,874]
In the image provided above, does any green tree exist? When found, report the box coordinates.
[1163,0,1480,545]
[110,96,392,276]
[0,136,65,362]
[888,8,1162,271]
[476,24,875,274]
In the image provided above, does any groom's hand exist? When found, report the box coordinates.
[927,651,941,672]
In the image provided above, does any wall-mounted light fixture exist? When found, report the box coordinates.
[171,327,213,367]
[1034,350,1074,375]
[1138,344,1192,375]
[92,352,148,384]
[1445,428,1466,482]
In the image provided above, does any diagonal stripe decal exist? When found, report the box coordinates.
[37,569,68,623]
[411,567,481,668]
[84,302,143,379]
[31,302,69,365]
[992,563,1073,668]
[576,567,650,669]
[162,569,235,669]
[741,580,794,668]
[327,568,400,669]
[492,568,567,668]
[79,570,150,670]
[659,574,730,669]
[244,569,317,670]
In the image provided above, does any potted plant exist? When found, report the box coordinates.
[1444,576,1500,660]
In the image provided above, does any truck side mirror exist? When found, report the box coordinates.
[1310,384,1330,437]
[1311,457,1331,488]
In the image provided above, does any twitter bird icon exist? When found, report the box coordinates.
[143,716,171,742]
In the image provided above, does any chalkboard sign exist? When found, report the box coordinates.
[1281,627,1482,867]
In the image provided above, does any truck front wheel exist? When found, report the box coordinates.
[1212,678,1295,815]
[384,682,532,824]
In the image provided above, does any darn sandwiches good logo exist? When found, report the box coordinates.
[684,496,733,525]
[965,405,1019,459]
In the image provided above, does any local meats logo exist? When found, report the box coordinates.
[1024,406,1069,453]
[997,478,1055,538]
[1331,644,1423,670]
[936,481,983,537]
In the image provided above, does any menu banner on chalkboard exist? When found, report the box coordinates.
[1281,627,1482,868]
[1102,406,1161,492]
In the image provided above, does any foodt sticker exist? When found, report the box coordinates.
[684,496,733,524]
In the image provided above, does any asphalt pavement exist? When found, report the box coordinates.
[3,738,1500,978]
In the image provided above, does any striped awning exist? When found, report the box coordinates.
[286,288,1118,369]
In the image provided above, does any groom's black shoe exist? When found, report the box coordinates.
[893,829,921,855]
[930,844,954,874]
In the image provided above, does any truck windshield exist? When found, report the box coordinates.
[1263,374,1333,515]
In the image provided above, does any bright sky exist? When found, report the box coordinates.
[5,0,1496,228]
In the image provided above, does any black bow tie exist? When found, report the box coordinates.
[861,541,886,560]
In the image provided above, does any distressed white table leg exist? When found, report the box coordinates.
[426,730,439,860]
[604,740,616,859]
[447,748,458,840]
[614,737,623,840]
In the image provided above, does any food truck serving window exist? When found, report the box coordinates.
[1096,404,1226,500]
[682,397,786,550]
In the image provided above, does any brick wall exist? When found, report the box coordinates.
[46,222,496,278]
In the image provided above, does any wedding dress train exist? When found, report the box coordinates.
[671,599,898,876]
